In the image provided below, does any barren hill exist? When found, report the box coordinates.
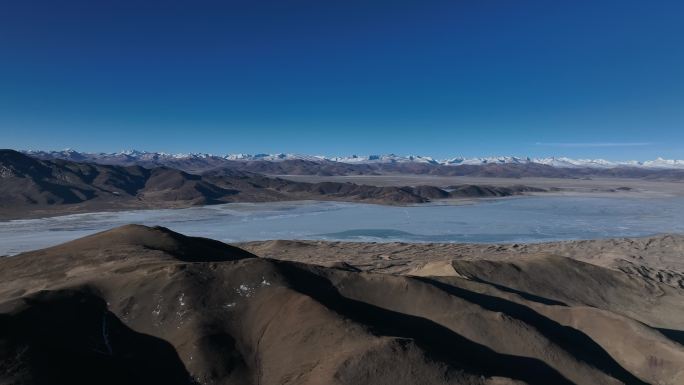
[1,225,682,384]
[0,150,544,219]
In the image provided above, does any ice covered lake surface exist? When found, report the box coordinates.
[2,196,684,255]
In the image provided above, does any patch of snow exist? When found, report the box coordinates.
[174,292,190,328]
[19,149,684,169]
[236,284,254,297]
[152,299,162,317]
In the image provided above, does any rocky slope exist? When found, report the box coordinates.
[1,225,683,385]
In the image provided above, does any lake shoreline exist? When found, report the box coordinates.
[2,196,684,256]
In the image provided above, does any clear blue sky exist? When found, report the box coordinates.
[1,0,683,159]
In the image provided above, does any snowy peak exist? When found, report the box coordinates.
[640,157,684,168]
[20,150,684,169]
[327,154,438,164]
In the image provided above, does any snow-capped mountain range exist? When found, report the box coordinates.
[22,149,684,169]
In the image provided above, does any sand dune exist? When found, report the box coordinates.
[1,225,683,384]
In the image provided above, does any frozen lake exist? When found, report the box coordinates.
[2,196,684,255]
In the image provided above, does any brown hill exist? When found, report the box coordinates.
[1,225,682,385]
[0,150,243,216]
[446,184,546,197]
[1,150,546,219]
[26,149,684,180]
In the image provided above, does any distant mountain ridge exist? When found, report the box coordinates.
[24,149,684,169]
[1,149,544,219]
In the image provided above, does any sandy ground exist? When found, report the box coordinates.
[238,234,684,288]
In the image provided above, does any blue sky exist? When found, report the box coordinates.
[1,0,683,160]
